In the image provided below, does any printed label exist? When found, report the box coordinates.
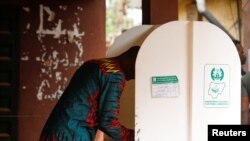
[151,76,180,98]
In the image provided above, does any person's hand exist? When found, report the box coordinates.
[94,129,105,141]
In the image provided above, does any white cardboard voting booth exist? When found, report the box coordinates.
[107,21,241,141]
[106,25,158,130]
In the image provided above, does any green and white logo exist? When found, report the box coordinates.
[211,68,224,81]
[209,67,225,98]
[204,65,230,108]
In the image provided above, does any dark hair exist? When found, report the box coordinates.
[232,39,240,46]
[128,46,140,54]
[119,46,140,57]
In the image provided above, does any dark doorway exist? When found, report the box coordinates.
[0,4,20,141]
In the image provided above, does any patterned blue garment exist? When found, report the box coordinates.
[40,58,133,141]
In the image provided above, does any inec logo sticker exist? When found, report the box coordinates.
[209,68,225,98]
[204,65,230,108]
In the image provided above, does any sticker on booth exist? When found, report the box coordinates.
[204,64,230,108]
[151,75,180,98]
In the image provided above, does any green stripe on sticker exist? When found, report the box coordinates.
[152,76,178,84]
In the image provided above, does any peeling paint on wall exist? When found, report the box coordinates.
[22,7,30,12]
[22,4,86,101]
[36,4,84,41]
[21,56,29,61]
[59,5,68,11]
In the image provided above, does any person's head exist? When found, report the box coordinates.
[115,46,140,80]
[233,39,246,65]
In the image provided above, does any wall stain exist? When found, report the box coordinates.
[21,4,85,101]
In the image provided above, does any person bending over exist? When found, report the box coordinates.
[40,46,140,141]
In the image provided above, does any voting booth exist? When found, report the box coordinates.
[106,25,158,130]
[107,21,241,141]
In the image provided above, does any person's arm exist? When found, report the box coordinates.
[241,79,249,125]
[98,75,134,141]
[241,95,249,124]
